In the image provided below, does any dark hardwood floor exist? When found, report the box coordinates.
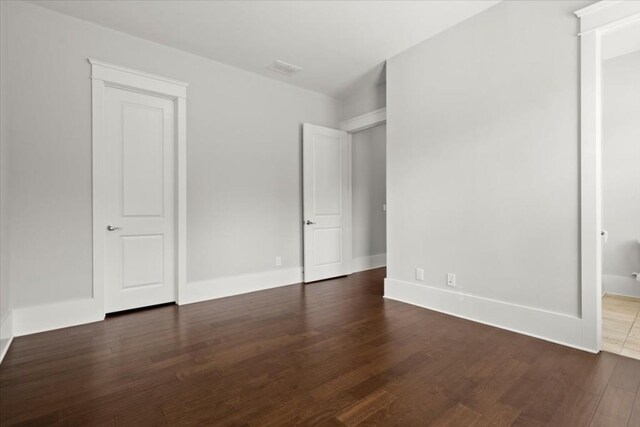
[1,268,639,426]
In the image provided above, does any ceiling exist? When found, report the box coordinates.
[29,0,500,99]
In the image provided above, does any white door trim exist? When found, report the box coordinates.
[90,59,189,314]
[575,1,640,352]
[340,108,386,133]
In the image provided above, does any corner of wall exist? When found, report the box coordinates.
[0,0,13,364]
[0,311,13,363]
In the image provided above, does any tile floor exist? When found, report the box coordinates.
[602,294,640,360]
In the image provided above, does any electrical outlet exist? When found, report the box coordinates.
[447,273,456,287]
[416,268,424,281]
[275,256,282,266]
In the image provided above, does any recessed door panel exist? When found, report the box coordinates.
[313,135,342,216]
[122,235,164,288]
[313,227,342,266]
[122,104,165,217]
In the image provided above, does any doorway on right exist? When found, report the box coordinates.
[600,22,640,360]
[351,122,386,275]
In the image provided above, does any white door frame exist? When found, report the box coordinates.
[339,108,386,134]
[339,108,387,273]
[90,59,189,313]
[575,1,640,352]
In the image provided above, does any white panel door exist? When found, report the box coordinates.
[104,87,176,313]
[303,123,351,283]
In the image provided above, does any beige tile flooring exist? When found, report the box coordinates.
[602,294,640,360]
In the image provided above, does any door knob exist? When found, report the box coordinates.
[305,220,316,225]
[106,225,122,231]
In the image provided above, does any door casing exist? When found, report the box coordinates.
[575,1,640,352]
[90,59,189,315]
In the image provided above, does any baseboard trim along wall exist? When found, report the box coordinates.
[12,298,104,337]
[351,253,386,273]
[384,278,594,353]
[0,311,13,363]
[183,257,387,305]
[181,267,304,305]
[7,260,389,340]
[603,274,640,299]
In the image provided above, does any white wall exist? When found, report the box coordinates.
[4,1,341,310]
[342,83,386,121]
[0,0,12,357]
[602,52,640,298]
[0,1,10,320]
[352,124,386,261]
[386,0,589,334]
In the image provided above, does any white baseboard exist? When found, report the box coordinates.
[384,278,594,353]
[351,253,386,273]
[0,311,13,363]
[9,267,301,335]
[603,274,640,298]
[12,298,104,337]
[181,267,303,305]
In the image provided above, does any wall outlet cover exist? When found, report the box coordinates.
[447,273,456,287]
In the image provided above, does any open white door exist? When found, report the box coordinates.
[303,123,351,283]
[104,86,176,313]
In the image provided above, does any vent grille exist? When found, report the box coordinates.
[267,60,303,76]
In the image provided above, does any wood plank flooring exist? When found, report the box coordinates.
[1,268,640,426]
[603,294,640,360]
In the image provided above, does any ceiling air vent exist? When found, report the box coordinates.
[267,60,303,76]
